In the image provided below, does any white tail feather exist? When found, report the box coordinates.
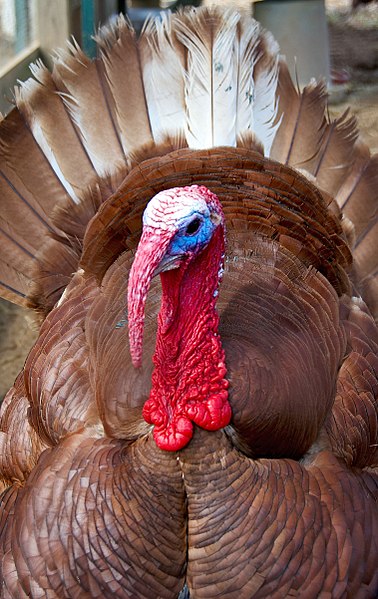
[235,18,260,139]
[175,10,241,148]
[162,8,280,152]
[140,13,186,142]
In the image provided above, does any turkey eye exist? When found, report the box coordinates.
[185,217,201,236]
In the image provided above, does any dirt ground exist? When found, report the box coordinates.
[0,0,377,400]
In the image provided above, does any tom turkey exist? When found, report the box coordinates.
[0,6,377,598]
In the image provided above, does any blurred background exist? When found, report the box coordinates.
[0,0,377,400]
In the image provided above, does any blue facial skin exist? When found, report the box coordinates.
[167,211,218,259]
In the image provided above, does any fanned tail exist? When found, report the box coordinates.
[0,6,281,311]
[96,8,279,152]
[0,5,376,319]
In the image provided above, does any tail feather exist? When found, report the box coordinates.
[0,260,30,306]
[0,210,39,304]
[337,147,377,318]
[0,110,69,229]
[174,8,240,147]
[311,110,359,197]
[0,107,75,306]
[271,61,361,202]
[139,12,186,143]
[249,30,280,157]
[354,220,378,279]
[340,151,378,319]
[234,18,261,140]
[16,61,99,201]
[353,217,378,320]
[271,60,327,169]
[357,273,378,322]
[96,15,154,152]
[51,40,127,177]
[338,150,378,243]
[173,8,279,149]
[269,57,377,320]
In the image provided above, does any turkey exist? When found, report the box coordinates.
[0,6,377,597]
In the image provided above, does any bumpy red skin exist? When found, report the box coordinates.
[143,225,231,450]
[128,186,232,451]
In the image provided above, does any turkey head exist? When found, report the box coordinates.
[128,185,230,450]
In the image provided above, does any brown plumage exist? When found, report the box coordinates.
[0,7,377,597]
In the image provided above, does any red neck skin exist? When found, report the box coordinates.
[142,226,231,451]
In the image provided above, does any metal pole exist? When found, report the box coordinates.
[81,0,96,58]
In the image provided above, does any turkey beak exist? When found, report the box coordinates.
[127,227,176,368]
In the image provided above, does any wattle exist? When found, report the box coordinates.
[142,375,231,451]
[142,226,232,451]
